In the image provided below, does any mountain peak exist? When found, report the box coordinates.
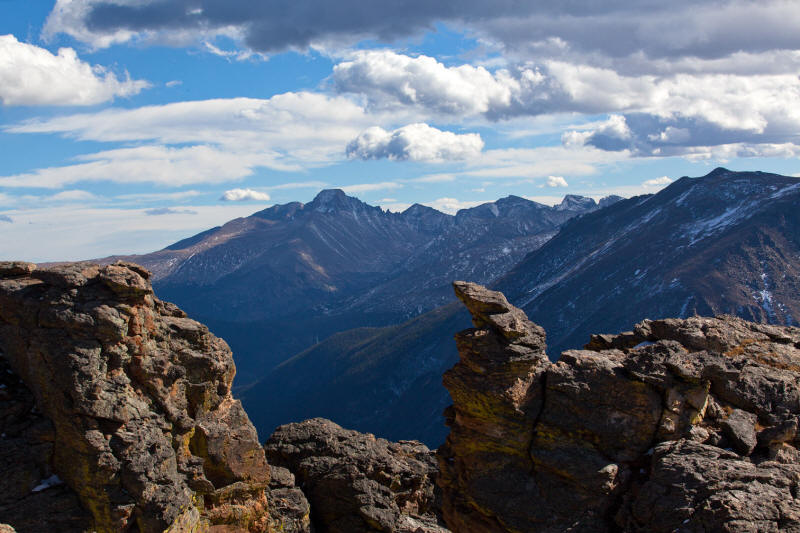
[706,167,732,178]
[557,194,597,211]
[308,189,369,214]
[313,188,348,202]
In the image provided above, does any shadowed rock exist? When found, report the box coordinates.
[265,418,447,533]
[0,262,271,532]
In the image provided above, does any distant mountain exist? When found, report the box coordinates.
[115,189,609,382]
[243,168,800,446]
[496,167,800,353]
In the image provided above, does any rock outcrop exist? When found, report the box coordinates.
[440,281,800,532]
[0,262,271,532]
[0,353,92,532]
[265,418,447,533]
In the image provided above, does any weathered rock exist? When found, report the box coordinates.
[721,408,758,456]
[0,354,92,533]
[0,262,35,278]
[440,283,800,532]
[265,418,447,533]
[438,282,550,533]
[266,466,312,533]
[0,262,271,533]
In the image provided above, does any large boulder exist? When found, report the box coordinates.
[0,262,271,532]
[265,418,447,533]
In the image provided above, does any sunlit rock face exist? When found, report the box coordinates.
[0,261,271,533]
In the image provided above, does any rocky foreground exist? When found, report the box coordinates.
[442,281,800,532]
[2,262,800,532]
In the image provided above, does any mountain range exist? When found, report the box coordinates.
[240,168,800,445]
[111,168,799,446]
[115,189,615,382]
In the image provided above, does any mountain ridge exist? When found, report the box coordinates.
[244,168,800,446]
[105,188,612,383]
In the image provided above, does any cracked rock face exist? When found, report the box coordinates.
[440,282,800,532]
[265,418,448,533]
[0,262,270,533]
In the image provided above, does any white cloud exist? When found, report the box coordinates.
[346,123,484,162]
[0,215,12,223]
[0,34,148,106]
[340,181,403,193]
[643,176,673,187]
[463,145,629,180]
[48,189,99,202]
[165,80,182,87]
[335,51,800,154]
[4,93,381,186]
[408,174,456,183]
[115,190,202,202]
[220,188,272,202]
[0,189,103,209]
[522,195,567,206]
[0,145,282,189]
[263,181,330,191]
[0,204,260,262]
[380,202,412,213]
[546,176,569,187]
[334,51,530,117]
[423,197,484,215]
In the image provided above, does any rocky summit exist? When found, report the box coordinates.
[441,281,800,532]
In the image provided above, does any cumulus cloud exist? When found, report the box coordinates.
[643,176,673,187]
[334,51,800,144]
[0,34,148,106]
[346,123,483,162]
[546,176,568,187]
[219,188,271,201]
[0,215,12,223]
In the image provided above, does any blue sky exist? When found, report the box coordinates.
[1,0,799,261]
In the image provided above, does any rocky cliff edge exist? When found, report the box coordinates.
[0,261,273,532]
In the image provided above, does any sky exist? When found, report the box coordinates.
[1,0,799,261]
